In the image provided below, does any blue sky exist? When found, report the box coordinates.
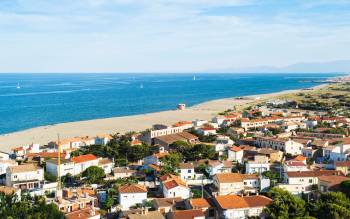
[1,0,350,73]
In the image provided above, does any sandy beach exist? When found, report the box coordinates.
[0,85,326,153]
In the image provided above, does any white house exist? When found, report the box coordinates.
[177,163,195,181]
[283,160,309,174]
[160,174,190,199]
[213,173,244,195]
[206,160,232,176]
[98,158,114,175]
[46,159,75,177]
[95,134,112,145]
[215,195,272,219]
[278,170,342,195]
[197,127,217,136]
[215,136,234,155]
[46,155,113,177]
[143,147,168,166]
[323,144,350,162]
[72,154,99,175]
[255,137,304,155]
[6,164,44,189]
[0,159,18,176]
[245,156,270,174]
[118,184,148,210]
[227,146,244,163]
[193,120,209,128]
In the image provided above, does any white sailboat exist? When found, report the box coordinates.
[16,83,21,89]
[140,83,143,89]
[193,76,196,81]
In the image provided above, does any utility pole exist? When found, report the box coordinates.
[57,134,61,195]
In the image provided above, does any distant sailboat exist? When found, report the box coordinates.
[140,83,143,89]
[16,83,21,89]
[193,76,196,81]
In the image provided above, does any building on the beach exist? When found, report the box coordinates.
[5,164,44,189]
[141,124,191,144]
[95,134,112,145]
[153,132,198,148]
[177,103,186,110]
[12,143,40,157]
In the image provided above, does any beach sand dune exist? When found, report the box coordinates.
[0,87,317,153]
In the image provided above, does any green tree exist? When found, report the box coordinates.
[192,144,216,160]
[0,193,63,219]
[44,172,57,183]
[308,192,350,219]
[340,180,350,198]
[262,171,280,185]
[159,153,182,175]
[82,166,105,184]
[191,189,202,198]
[264,187,306,219]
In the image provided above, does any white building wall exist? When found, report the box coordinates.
[119,192,147,210]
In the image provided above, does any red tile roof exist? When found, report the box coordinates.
[190,198,210,209]
[168,209,204,219]
[71,154,97,163]
[118,184,147,193]
[215,195,272,209]
[229,146,242,152]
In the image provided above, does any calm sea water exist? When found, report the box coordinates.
[0,73,344,134]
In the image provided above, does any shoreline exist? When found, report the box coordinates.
[0,84,329,153]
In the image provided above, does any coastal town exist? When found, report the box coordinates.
[1,81,350,219]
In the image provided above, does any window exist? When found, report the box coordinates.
[309,179,312,183]
[188,170,192,173]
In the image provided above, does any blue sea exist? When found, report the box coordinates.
[0,73,344,134]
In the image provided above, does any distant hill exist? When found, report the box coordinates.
[206,60,350,73]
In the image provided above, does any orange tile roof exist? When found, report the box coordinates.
[190,198,210,209]
[229,146,242,152]
[215,173,243,183]
[318,175,350,187]
[65,208,100,219]
[160,174,187,190]
[169,209,204,219]
[173,121,192,127]
[118,184,147,193]
[215,195,272,209]
[71,154,97,163]
[27,152,67,159]
[287,170,342,178]
[13,146,25,151]
[335,160,350,167]
[293,155,306,162]
[154,151,169,158]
